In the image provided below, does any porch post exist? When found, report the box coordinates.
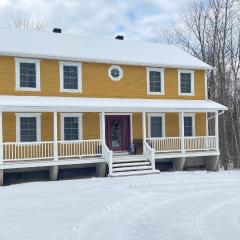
[180,112,185,153]
[215,110,219,151]
[54,112,58,161]
[101,112,105,143]
[142,112,146,153]
[0,112,3,164]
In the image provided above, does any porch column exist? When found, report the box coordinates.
[142,112,146,154]
[54,112,58,161]
[101,112,105,143]
[215,110,219,151]
[180,112,185,153]
[0,112,3,164]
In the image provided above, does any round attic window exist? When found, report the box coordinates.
[108,65,123,81]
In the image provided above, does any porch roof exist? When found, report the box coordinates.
[0,95,227,113]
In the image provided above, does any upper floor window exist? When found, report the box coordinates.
[147,68,164,95]
[108,65,123,81]
[16,113,41,142]
[183,114,195,137]
[60,62,82,92]
[178,70,194,96]
[148,113,165,138]
[15,58,40,91]
[60,113,82,141]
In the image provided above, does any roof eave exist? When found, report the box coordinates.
[0,51,214,70]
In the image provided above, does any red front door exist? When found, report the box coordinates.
[105,115,130,152]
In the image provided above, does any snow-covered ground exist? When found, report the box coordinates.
[0,171,240,240]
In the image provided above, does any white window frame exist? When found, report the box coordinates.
[178,69,195,96]
[146,67,165,95]
[59,61,82,93]
[15,58,41,91]
[179,113,195,137]
[60,113,83,141]
[16,113,41,142]
[147,113,165,138]
[108,65,123,81]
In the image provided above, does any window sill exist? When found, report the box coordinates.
[147,92,165,96]
[178,93,195,96]
[60,89,82,93]
[16,87,41,92]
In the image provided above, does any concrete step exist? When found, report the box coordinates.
[112,165,153,172]
[113,156,148,163]
[110,169,160,177]
[113,162,150,168]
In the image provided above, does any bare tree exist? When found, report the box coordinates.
[1,13,45,31]
[153,0,240,169]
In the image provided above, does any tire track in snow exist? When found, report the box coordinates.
[195,194,240,240]
[57,189,219,240]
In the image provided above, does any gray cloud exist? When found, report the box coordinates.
[0,0,191,40]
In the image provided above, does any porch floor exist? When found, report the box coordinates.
[1,156,106,170]
[1,150,219,170]
[155,150,220,159]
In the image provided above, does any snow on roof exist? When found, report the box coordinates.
[0,95,227,112]
[0,27,213,70]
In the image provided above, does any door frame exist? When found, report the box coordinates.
[104,114,132,151]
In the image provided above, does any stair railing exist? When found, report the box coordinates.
[102,142,113,176]
[143,141,155,171]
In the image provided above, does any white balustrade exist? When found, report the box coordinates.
[146,136,217,153]
[143,141,155,170]
[58,139,102,159]
[3,141,54,161]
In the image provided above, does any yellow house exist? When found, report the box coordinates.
[0,27,227,185]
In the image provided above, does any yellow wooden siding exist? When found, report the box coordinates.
[0,57,205,99]
[2,112,206,142]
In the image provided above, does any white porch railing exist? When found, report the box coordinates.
[3,141,54,161]
[102,142,113,175]
[2,139,103,161]
[143,141,155,170]
[184,136,217,151]
[146,136,217,153]
[58,139,102,159]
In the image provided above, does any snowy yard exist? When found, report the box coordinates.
[0,171,240,240]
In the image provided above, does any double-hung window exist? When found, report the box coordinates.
[148,113,165,138]
[16,113,41,142]
[15,58,40,91]
[178,70,194,95]
[60,62,82,92]
[61,114,82,141]
[183,114,195,137]
[147,68,164,95]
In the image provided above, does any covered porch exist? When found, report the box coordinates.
[0,96,227,181]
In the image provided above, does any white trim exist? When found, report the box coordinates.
[102,113,133,144]
[205,70,208,99]
[100,112,105,142]
[206,112,209,136]
[104,113,133,116]
[59,61,82,93]
[108,65,123,81]
[0,112,3,163]
[179,113,195,137]
[15,58,41,91]
[15,113,41,142]
[147,113,166,138]
[53,112,58,161]
[60,113,83,141]
[146,67,165,95]
[178,69,194,96]
[130,114,133,144]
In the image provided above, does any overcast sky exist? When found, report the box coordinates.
[0,0,191,40]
